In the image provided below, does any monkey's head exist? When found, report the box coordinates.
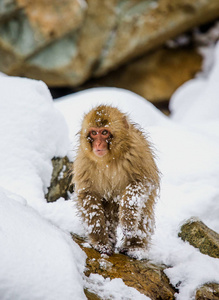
[80,105,130,162]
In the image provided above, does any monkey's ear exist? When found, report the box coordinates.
[123,116,129,129]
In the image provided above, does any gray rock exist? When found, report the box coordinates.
[178,217,219,258]
[0,0,85,72]
[46,156,73,203]
[0,0,219,86]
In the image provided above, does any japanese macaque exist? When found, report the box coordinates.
[72,105,160,258]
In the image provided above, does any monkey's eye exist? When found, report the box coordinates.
[102,130,109,136]
[91,131,97,136]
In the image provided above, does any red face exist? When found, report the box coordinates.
[89,127,111,157]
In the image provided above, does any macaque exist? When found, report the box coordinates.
[72,105,160,258]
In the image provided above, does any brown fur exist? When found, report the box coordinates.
[72,105,160,257]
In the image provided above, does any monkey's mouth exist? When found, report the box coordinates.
[93,149,107,157]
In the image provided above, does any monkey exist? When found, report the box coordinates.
[72,105,160,258]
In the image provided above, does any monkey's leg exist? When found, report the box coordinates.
[77,192,113,255]
[119,182,156,258]
[103,199,119,250]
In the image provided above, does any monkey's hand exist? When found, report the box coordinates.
[92,242,114,256]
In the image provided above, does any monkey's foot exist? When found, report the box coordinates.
[92,243,114,256]
[119,246,148,260]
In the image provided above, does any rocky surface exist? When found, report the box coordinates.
[46,156,73,202]
[179,218,219,299]
[178,217,219,258]
[0,0,85,72]
[73,235,177,300]
[195,283,219,300]
[84,289,101,300]
[0,0,219,87]
[79,46,202,106]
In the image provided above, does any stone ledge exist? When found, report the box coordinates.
[178,217,219,259]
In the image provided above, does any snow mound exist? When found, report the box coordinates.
[0,76,86,300]
[0,76,69,205]
[0,188,86,300]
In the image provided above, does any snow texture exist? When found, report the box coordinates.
[0,188,86,300]
[0,77,86,300]
[85,274,150,300]
[0,76,69,205]
[0,40,219,299]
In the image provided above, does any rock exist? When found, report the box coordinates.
[0,0,86,72]
[0,0,219,86]
[93,0,218,77]
[178,217,219,258]
[80,46,202,105]
[73,235,177,300]
[195,283,219,300]
[84,289,101,300]
[0,0,19,20]
[22,0,117,86]
[46,156,73,202]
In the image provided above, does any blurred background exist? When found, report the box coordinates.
[0,0,219,114]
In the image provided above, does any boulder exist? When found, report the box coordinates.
[73,235,177,300]
[0,0,85,72]
[46,156,73,202]
[178,217,219,258]
[0,0,219,86]
[80,46,202,106]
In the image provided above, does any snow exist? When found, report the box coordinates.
[85,274,150,300]
[0,188,86,300]
[0,40,219,299]
[0,76,69,205]
[0,77,86,300]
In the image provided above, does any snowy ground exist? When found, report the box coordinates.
[0,41,219,299]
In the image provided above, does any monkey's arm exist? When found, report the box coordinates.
[76,190,113,255]
[119,180,157,255]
